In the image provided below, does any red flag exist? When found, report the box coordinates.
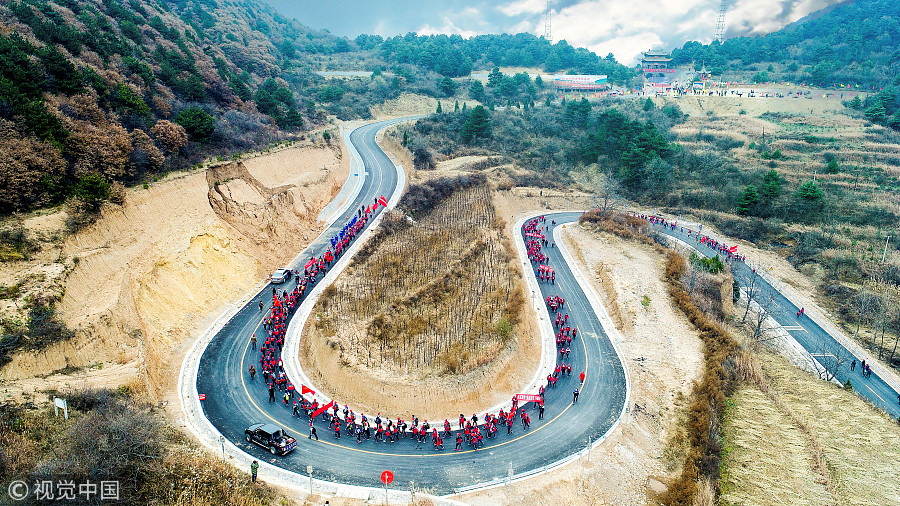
[311,400,334,419]
[301,385,315,396]
[728,245,738,253]
[378,195,388,207]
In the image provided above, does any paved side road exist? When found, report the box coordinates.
[195,120,627,494]
[650,221,900,419]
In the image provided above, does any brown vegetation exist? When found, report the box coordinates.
[311,177,525,376]
[579,211,740,505]
[0,389,281,505]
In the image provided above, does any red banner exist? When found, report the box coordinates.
[301,385,315,396]
[515,394,543,404]
[378,195,388,208]
[304,258,317,270]
[728,245,738,253]
[311,400,334,419]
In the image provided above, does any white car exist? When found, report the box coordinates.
[271,268,292,284]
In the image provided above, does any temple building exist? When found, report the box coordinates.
[640,50,674,91]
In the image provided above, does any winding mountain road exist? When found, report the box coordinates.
[650,221,900,418]
[191,118,628,494]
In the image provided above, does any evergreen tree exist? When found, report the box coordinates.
[439,76,457,97]
[488,67,503,87]
[175,107,215,142]
[643,97,655,111]
[865,101,886,122]
[454,100,459,112]
[797,180,824,202]
[760,169,782,201]
[461,105,491,143]
[736,184,759,216]
[469,80,485,102]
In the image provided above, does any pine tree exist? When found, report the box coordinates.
[454,100,459,112]
[736,184,759,216]
[797,180,824,201]
[461,105,491,143]
[436,101,442,113]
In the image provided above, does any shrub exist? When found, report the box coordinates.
[175,107,215,142]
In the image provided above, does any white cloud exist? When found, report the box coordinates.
[591,32,664,65]
[499,0,548,17]
[417,18,482,38]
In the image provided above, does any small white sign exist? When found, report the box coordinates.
[54,397,68,420]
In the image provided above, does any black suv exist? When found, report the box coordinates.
[245,423,297,455]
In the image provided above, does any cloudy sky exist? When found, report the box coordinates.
[262,0,845,64]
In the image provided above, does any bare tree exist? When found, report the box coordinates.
[810,343,849,383]
[582,163,622,217]
[851,289,881,349]
[740,267,762,324]
[751,293,779,342]
[888,311,900,367]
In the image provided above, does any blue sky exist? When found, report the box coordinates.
[262,0,843,64]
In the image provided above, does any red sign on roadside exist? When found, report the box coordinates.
[199,394,206,401]
[380,470,393,485]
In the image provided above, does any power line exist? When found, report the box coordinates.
[714,0,727,42]
[544,0,552,42]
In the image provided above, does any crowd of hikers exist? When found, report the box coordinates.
[638,211,897,405]
[245,213,587,452]
[640,214,747,263]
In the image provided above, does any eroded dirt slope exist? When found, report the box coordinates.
[1,139,348,404]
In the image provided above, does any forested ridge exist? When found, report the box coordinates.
[0,0,640,220]
[357,31,637,85]
[0,0,349,217]
[671,0,900,87]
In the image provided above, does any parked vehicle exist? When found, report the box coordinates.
[271,268,292,284]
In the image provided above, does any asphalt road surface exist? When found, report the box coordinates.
[196,119,626,493]
[651,222,900,419]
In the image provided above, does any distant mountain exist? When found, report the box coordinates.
[357,32,638,86]
[0,0,640,217]
[670,0,900,86]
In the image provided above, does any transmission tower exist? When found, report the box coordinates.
[714,0,726,41]
[544,0,552,42]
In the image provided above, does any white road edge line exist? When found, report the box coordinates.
[648,213,900,397]
[178,120,466,505]
[449,214,632,497]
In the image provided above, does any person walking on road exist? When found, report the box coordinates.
[579,371,586,383]
[268,384,275,403]
[250,333,257,350]
[538,403,544,420]
[249,365,256,380]
[850,360,856,371]
[309,422,318,440]
[573,389,579,403]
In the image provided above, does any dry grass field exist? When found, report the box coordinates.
[311,182,524,377]
[721,344,900,506]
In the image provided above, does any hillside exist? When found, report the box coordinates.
[671,0,900,87]
[0,0,403,217]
